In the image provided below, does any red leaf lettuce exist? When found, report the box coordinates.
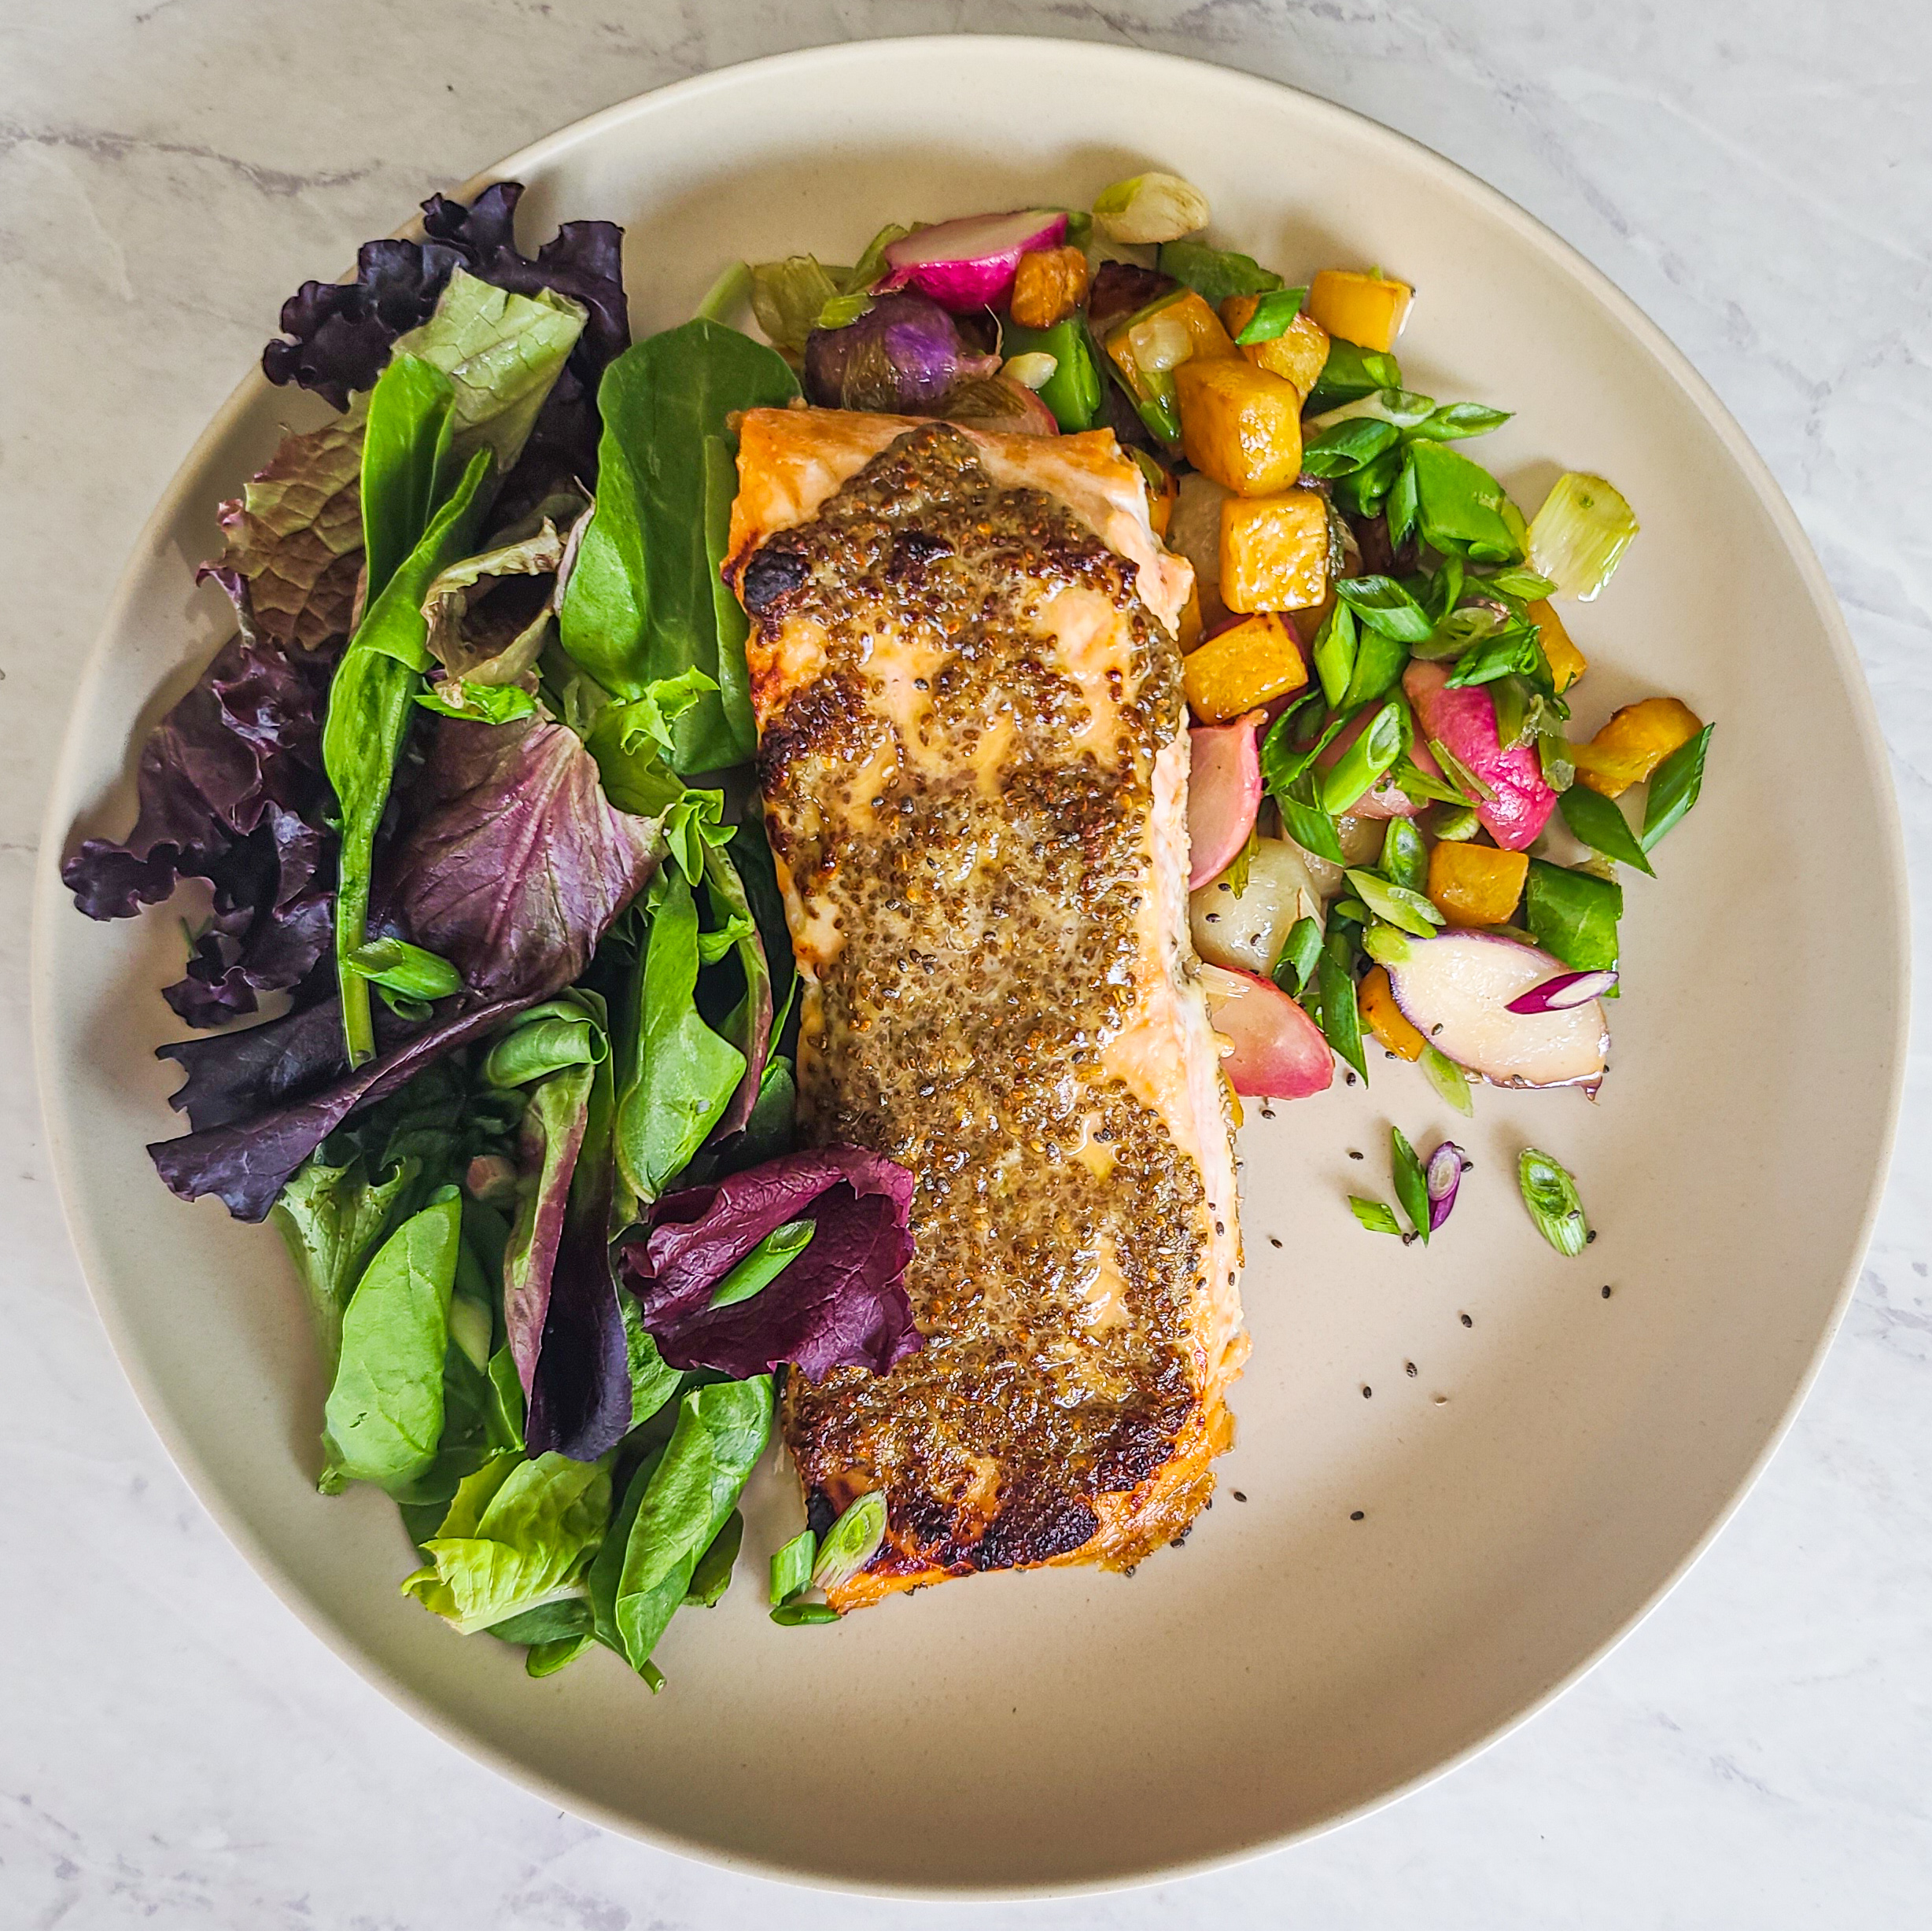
[618,1148,922,1380]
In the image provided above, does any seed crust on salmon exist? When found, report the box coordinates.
[725,409,1244,1610]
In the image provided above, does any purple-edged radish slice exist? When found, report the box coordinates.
[1425,1141,1466,1232]
[1186,711,1263,889]
[1199,964,1333,1100]
[1506,967,1618,1014]
[1384,932,1608,1092]
[876,210,1068,312]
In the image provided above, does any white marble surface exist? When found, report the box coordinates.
[5,0,1929,1922]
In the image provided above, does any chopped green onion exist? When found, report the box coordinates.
[1360,922,1413,967]
[708,1219,817,1310]
[769,1528,817,1607]
[1430,804,1482,842]
[1640,723,1716,852]
[1272,915,1325,997]
[1002,352,1059,391]
[1390,1127,1430,1243]
[1426,736,1497,804]
[816,290,873,330]
[1380,820,1429,894]
[1312,599,1359,708]
[1409,401,1512,442]
[1307,341,1404,414]
[694,260,754,325]
[1092,171,1211,245]
[770,1602,841,1627]
[1558,786,1655,876]
[1319,702,1404,815]
[1518,1148,1590,1256]
[1483,566,1557,600]
[1346,868,1444,938]
[1526,473,1639,601]
[345,937,463,1001]
[1348,1196,1403,1236]
[1419,1043,1475,1116]
[1233,286,1307,343]
[1156,239,1284,305]
[1333,574,1435,642]
[811,1491,888,1593]
[1318,933,1367,1081]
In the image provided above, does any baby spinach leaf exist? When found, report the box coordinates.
[559,322,799,774]
[345,938,464,1002]
[614,871,747,1207]
[610,1377,774,1676]
[1525,859,1622,970]
[683,1509,744,1608]
[481,1002,607,1088]
[402,1448,614,1634]
[621,1292,684,1429]
[320,1188,464,1494]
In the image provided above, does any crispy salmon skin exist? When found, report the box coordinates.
[725,409,1243,1609]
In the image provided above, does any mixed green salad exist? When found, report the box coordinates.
[64,166,1713,1687]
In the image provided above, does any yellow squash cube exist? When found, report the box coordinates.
[1219,295,1331,397]
[1529,599,1587,692]
[1574,696,1703,798]
[1174,358,1304,496]
[1181,613,1307,722]
[1307,269,1413,352]
[1427,842,1529,928]
[1104,288,1238,390]
[1220,488,1329,613]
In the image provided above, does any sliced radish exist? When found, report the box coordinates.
[1186,713,1263,889]
[1199,964,1334,1099]
[1314,710,1443,819]
[878,210,1068,312]
[1403,660,1556,852]
[1384,932,1607,1092]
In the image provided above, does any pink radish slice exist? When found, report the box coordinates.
[1199,964,1334,1099]
[1403,660,1556,851]
[1187,712,1264,888]
[877,210,1068,312]
[1384,932,1607,1091]
[1314,710,1443,819]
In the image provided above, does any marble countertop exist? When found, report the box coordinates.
[6,1,1929,1923]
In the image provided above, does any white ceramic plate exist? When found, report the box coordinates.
[34,37,1907,1896]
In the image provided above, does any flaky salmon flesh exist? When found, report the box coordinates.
[724,408,1244,1610]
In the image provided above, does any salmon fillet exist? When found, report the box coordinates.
[724,407,1244,1610]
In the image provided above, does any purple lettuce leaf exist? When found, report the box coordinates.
[61,610,341,1026]
[382,714,662,1003]
[502,1067,594,1399]
[149,997,527,1222]
[262,181,629,478]
[617,1147,922,1380]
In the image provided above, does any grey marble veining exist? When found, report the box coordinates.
[4,2,1929,1925]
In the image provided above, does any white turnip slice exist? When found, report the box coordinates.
[1190,838,1326,975]
[1384,931,1608,1091]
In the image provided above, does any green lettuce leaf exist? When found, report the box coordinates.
[271,1151,418,1376]
[391,267,588,478]
[402,1448,614,1635]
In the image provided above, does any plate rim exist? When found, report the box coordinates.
[29,33,1912,1899]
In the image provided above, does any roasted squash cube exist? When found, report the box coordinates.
[1182,613,1307,722]
[1220,488,1329,613]
[1574,696,1703,798]
[1359,964,1425,1062]
[1529,599,1587,692]
[1104,288,1238,389]
[1177,584,1204,652]
[1009,245,1090,329]
[1174,358,1304,496]
[1219,296,1332,396]
[1426,842,1529,928]
[1307,269,1414,352]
